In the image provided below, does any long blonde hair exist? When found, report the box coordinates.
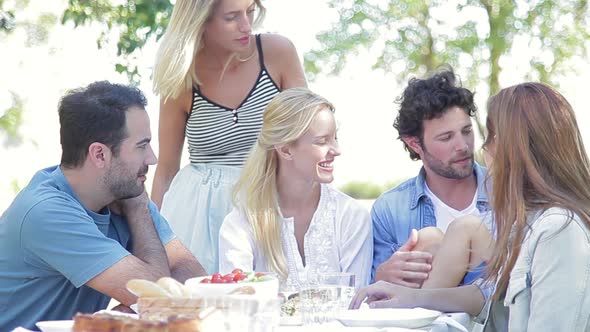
[484,83,590,297]
[152,0,266,100]
[232,88,335,278]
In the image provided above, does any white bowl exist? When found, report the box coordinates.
[185,275,279,298]
[35,320,74,332]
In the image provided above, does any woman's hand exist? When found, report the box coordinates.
[349,280,421,309]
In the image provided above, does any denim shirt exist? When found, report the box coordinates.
[502,208,590,331]
[371,163,493,299]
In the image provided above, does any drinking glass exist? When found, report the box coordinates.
[278,280,302,326]
[199,295,280,332]
[299,285,339,325]
[318,272,356,311]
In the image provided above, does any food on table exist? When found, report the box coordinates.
[228,285,256,295]
[125,275,264,322]
[280,293,300,317]
[72,312,201,332]
[137,297,207,321]
[72,313,132,332]
[198,269,270,284]
[185,270,280,298]
[120,272,276,325]
[166,315,203,332]
[126,277,192,298]
[156,277,190,298]
[126,279,172,298]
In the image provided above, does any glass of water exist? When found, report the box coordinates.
[299,285,339,325]
[318,272,356,311]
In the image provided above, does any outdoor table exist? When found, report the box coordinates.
[278,312,472,332]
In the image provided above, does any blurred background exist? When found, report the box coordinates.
[2,0,590,211]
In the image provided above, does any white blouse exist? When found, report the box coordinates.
[218,184,373,289]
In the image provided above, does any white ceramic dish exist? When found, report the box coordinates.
[35,320,74,332]
[185,275,279,298]
[337,308,441,328]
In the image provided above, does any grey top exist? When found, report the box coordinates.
[483,207,590,331]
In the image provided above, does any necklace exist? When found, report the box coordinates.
[237,44,256,62]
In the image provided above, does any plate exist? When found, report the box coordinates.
[35,320,73,332]
[185,275,279,298]
[337,308,441,328]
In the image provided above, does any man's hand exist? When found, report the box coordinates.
[374,229,433,288]
[111,304,136,314]
[350,280,421,309]
[88,191,171,306]
[110,191,150,220]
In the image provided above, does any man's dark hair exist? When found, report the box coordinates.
[393,68,477,160]
[58,81,147,168]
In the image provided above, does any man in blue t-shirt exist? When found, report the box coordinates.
[0,81,206,331]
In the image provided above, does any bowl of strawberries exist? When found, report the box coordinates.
[184,269,279,298]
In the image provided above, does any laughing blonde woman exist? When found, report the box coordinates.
[218,88,373,289]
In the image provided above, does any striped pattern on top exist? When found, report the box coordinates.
[186,68,280,167]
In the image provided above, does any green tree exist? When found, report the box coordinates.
[339,178,405,199]
[0,0,16,32]
[59,1,590,136]
[1,0,17,140]
[1,0,57,143]
[1,0,55,44]
[62,0,173,84]
[0,93,24,146]
[305,0,590,137]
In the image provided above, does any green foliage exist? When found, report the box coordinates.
[62,0,173,84]
[0,0,15,32]
[305,0,590,138]
[1,0,34,33]
[1,0,55,43]
[0,9,15,32]
[340,179,405,199]
[308,0,588,83]
[10,178,22,195]
[0,93,24,145]
[1,0,56,141]
[59,0,590,98]
[21,13,57,46]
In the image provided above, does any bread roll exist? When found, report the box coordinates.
[126,279,172,298]
[157,277,188,298]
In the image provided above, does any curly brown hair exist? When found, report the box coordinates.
[394,68,477,160]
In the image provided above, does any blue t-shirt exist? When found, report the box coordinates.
[0,166,175,331]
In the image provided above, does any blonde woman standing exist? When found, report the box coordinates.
[219,88,373,288]
[151,0,306,273]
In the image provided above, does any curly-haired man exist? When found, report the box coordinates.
[370,68,494,318]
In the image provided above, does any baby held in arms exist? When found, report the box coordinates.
[411,216,493,289]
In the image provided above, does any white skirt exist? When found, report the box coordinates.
[161,163,241,274]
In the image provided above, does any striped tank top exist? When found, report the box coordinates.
[186,34,280,167]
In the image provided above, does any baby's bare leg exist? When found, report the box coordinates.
[421,216,494,289]
[406,227,444,287]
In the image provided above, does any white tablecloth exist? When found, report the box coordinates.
[279,312,472,332]
[15,313,472,332]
